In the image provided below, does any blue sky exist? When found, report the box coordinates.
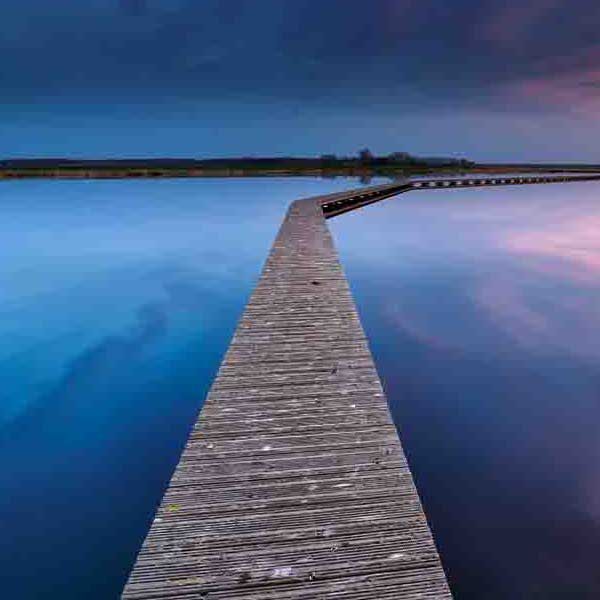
[2,0,599,161]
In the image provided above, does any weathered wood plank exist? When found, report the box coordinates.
[122,187,452,599]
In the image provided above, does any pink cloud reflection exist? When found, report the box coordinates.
[477,278,552,348]
[386,214,600,357]
[473,215,600,357]
[505,215,600,283]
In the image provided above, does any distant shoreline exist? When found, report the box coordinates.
[0,167,458,181]
[1,157,599,181]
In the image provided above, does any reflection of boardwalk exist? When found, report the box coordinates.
[123,174,599,599]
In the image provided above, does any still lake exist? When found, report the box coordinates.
[2,177,600,598]
[331,180,600,599]
[0,177,362,598]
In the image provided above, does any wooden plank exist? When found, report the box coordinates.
[122,189,452,599]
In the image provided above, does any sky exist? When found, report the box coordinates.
[2,0,599,161]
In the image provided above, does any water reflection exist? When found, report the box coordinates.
[0,177,370,599]
[330,181,600,599]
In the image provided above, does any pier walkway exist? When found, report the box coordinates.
[123,173,600,599]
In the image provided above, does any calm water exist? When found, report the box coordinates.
[330,181,600,599]
[0,177,371,599]
[4,178,600,599]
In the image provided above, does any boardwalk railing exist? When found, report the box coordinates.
[122,173,600,599]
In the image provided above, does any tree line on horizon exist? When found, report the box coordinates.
[0,150,473,169]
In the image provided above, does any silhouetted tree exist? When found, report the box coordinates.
[358,148,373,163]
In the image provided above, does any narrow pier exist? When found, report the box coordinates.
[123,173,600,599]
[122,185,451,599]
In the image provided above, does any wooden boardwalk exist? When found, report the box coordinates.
[122,185,452,599]
[122,173,600,598]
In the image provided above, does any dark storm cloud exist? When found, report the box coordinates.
[2,1,599,159]
[119,0,149,17]
[1,0,598,109]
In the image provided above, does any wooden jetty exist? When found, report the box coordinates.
[122,173,600,599]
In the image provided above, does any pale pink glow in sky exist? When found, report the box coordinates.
[506,63,600,115]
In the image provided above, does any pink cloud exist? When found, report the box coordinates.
[500,47,600,114]
[514,74,600,115]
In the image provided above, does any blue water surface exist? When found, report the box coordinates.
[5,177,600,599]
[0,177,369,599]
[330,181,600,599]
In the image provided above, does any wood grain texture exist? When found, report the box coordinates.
[122,189,452,599]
